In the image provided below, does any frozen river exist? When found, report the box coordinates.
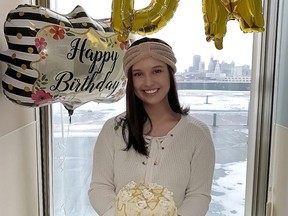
[52,90,250,216]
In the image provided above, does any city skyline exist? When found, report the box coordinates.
[178,54,251,74]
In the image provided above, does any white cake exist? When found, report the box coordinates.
[115,181,177,216]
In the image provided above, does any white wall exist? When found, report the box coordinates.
[0,0,40,216]
[270,125,288,216]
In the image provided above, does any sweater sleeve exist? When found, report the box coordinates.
[177,122,216,216]
[88,119,116,216]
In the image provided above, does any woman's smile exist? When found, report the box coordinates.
[144,88,159,94]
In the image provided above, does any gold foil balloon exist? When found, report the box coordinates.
[202,0,265,49]
[0,5,131,114]
[112,0,179,41]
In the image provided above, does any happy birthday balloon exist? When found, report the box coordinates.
[112,0,179,41]
[0,4,131,113]
[202,0,265,49]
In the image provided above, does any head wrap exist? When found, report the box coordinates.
[123,41,177,77]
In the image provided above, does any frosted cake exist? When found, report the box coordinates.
[116,181,177,216]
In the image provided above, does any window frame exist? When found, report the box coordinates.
[35,0,279,215]
[244,0,279,215]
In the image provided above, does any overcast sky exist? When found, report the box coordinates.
[51,0,255,72]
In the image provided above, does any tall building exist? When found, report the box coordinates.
[208,56,219,72]
[199,62,205,72]
[220,61,235,76]
[193,55,201,72]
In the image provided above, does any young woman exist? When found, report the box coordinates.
[88,37,215,216]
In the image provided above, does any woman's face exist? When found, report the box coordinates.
[131,57,171,108]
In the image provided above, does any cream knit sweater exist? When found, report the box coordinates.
[88,114,215,216]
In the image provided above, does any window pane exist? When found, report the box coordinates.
[50,0,253,215]
[52,101,125,216]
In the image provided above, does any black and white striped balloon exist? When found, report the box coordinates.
[0,4,129,113]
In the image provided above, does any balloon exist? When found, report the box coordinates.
[112,0,179,41]
[202,0,265,49]
[0,4,131,114]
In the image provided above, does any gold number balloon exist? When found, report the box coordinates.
[112,0,179,41]
[202,0,265,49]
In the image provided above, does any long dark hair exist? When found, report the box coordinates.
[120,37,189,156]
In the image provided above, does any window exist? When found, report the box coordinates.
[43,0,269,215]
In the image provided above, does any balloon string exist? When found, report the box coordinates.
[58,103,70,173]
[68,109,74,124]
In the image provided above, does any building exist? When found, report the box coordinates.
[192,55,201,72]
